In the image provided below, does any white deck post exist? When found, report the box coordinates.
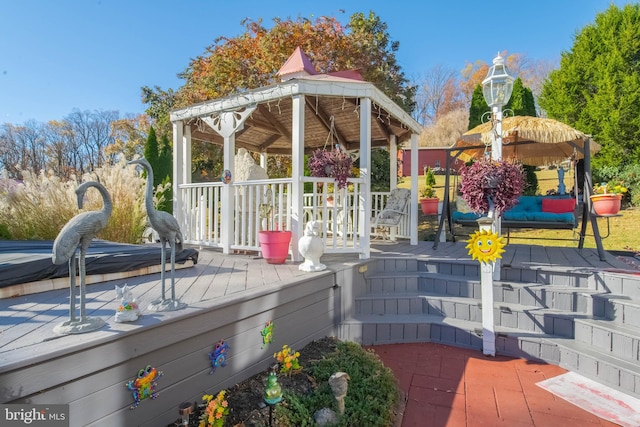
[410,133,419,245]
[359,97,371,259]
[478,217,496,356]
[291,94,305,261]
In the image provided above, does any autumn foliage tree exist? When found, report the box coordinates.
[141,12,415,180]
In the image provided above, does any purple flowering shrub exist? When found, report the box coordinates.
[307,148,353,189]
[459,157,525,214]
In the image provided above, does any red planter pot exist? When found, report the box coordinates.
[420,198,439,215]
[590,194,622,216]
[258,231,292,264]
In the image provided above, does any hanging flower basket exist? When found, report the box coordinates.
[307,148,353,189]
[459,157,525,214]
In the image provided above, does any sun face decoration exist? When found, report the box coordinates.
[466,229,506,264]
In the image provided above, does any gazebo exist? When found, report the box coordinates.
[168,48,423,260]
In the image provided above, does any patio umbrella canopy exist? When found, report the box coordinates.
[452,116,601,166]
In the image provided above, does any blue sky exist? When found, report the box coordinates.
[0,0,630,124]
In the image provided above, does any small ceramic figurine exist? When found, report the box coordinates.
[115,284,141,323]
[298,221,326,272]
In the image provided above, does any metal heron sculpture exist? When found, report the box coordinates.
[52,181,111,334]
[128,157,185,311]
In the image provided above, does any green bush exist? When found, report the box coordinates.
[425,167,436,187]
[275,340,398,427]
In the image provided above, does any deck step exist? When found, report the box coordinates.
[545,336,640,400]
[592,294,640,324]
[573,318,640,363]
[356,292,590,337]
[341,313,558,358]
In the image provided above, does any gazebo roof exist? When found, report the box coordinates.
[169,76,422,155]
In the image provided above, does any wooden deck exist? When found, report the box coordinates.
[0,241,634,426]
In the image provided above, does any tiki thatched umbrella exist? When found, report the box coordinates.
[452,116,601,166]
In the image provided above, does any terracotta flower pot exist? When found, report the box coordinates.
[258,230,292,264]
[590,194,622,216]
[420,198,439,215]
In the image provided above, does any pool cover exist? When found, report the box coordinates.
[0,240,199,288]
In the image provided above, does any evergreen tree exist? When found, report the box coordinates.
[468,85,488,130]
[143,127,161,187]
[156,134,173,214]
[506,78,536,117]
[538,4,640,169]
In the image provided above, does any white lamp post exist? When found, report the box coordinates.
[482,53,515,161]
[478,52,514,356]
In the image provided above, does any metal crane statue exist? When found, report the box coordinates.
[52,181,111,334]
[128,157,185,311]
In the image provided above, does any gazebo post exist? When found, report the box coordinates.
[172,121,185,231]
[359,97,372,259]
[291,94,305,261]
[202,108,255,254]
[389,135,397,190]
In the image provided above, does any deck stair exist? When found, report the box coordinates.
[340,257,640,399]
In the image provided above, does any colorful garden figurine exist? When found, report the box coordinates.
[114,284,140,323]
[126,365,163,409]
[221,169,232,184]
[261,320,274,348]
[208,339,230,374]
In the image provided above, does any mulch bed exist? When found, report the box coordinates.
[168,336,339,427]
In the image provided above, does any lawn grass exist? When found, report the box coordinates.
[402,168,640,253]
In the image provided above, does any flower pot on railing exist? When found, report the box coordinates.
[590,194,622,216]
[258,230,292,264]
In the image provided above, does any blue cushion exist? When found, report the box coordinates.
[452,211,481,222]
[530,212,576,224]
[503,211,530,221]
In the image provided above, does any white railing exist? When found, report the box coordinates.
[177,177,410,255]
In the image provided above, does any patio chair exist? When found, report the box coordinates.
[371,188,411,241]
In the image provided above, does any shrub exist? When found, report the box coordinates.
[275,340,398,427]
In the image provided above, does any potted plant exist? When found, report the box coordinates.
[258,189,292,264]
[590,181,628,215]
[458,157,525,215]
[420,185,439,215]
[307,148,353,189]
